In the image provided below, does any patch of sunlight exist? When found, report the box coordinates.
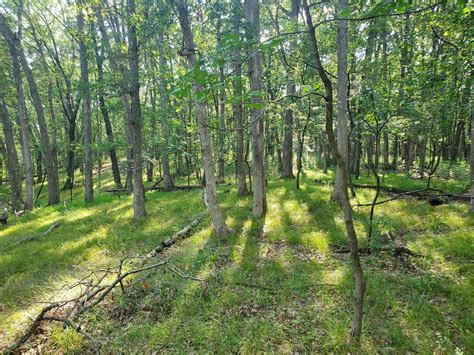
[333,215,344,227]
[226,215,236,228]
[241,218,253,234]
[142,217,176,235]
[62,208,97,223]
[0,215,59,238]
[322,268,344,285]
[2,256,116,344]
[56,226,110,253]
[185,225,213,247]
[353,220,367,240]
[282,200,311,225]
[438,210,469,229]
[102,198,133,215]
[302,230,329,252]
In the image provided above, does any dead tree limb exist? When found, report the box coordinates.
[103,185,202,193]
[331,244,420,257]
[3,213,207,353]
[353,186,469,206]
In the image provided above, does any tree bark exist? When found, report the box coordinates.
[92,28,122,189]
[77,1,94,202]
[157,30,174,191]
[280,1,300,179]
[127,0,146,221]
[0,96,22,211]
[470,70,474,212]
[245,0,267,218]
[232,0,248,196]
[0,14,60,205]
[2,31,34,210]
[176,0,231,236]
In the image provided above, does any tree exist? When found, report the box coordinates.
[280,0,300,179]
[1,12,34,210]
[76,0,94,202]
[244,0,267,218]
[175,0,231,236]
[127,0,146,221]
[157,27,174,191]
[302,0,366,341]
[0,94,22,211]
[231,0,248,196]
[0,13,60,205]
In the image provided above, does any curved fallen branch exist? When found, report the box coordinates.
[3,213,207,353]
[353,186,469,207]
[331,244,420,257]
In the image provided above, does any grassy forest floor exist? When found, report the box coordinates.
[0,166,472,353]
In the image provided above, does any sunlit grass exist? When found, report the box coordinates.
[0,166,472,352]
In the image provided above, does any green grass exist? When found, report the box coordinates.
[0,167,472,353]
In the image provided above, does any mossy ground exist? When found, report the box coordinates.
[0,166,472,353]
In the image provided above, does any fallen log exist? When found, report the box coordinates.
[103,185,202,193]
[147,213,206,258]
[3,213,207,353]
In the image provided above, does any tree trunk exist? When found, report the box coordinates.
[77,2,93,202]
[35,149,42,184]
[2,32,34,210]
[157,30,174,191]
[245,0,267,218]
[303,0,365,341]
[92,28,122,189]
[0,97,22,211]
[0,14,60,205]
[392,133,399,168]
[231,0,248,196]
[383,130,389,168]
[176,0,230,236]
[127,0,146,221]
[470,71,474,212]
[216,17,226,184]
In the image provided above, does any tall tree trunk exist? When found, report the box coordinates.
[64,120,76,190]
[2,33,34,210]
[92,28,122,189]
[0,96,22,211]
[77,1,93,202]
[216,14,226,184]
[232,0,248,196]
[127,0,146,221]
[0,14,60,205]
[280,0,300,179]
[157,30,174,191]
[392,133,399,168]
[383,130,389,168]
[303,0,365,341]
[470,70,474,212]
[95,5,132,192]
[35,148,42,183]
[245,0,267,218]
[176,0,231,236]
[48,84,58,168]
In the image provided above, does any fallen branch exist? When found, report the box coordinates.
[11,221,60,248]
[103,185,202,193]
[331,244,420,257]
[147,213,206,258]
[4,213,207,353]
[353,186,469,206]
